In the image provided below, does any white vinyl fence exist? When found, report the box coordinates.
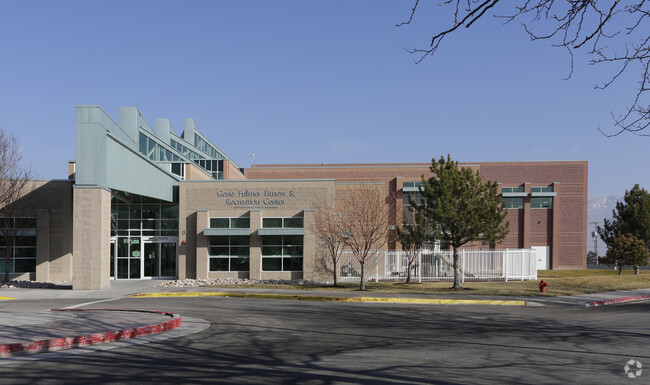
[338,248,537,282]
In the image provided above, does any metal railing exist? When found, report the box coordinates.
[338,248,538,282]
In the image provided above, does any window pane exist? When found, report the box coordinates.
[262,257,282,271]
[231,258,249,271]
[283,246,303,256]
[130,204,142,219]
[14,248,36,258]
[171,163,181,176]
[15,258,36,273]
[209,247,230,256]
[161,219,178,230]
[262,246,282,256]
[284,236,303,246]
[147,138,156,160]
[262,218,282,228]
[284,218,303,228]
[230,218,250,229]
[209,258,229,271]
[20,218,37,228]
[210,218,229,228]
[230,247,250,257]
[283,257,303,271]
[262,236,283,246]
[161,205,178,219]
[230,236,250,246]
[141,219,157,231]
[141,204,160,219]
[210,237,229,246]
[139,133,147,155]
[16,236,36,247]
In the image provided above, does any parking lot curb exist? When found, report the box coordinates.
[584,295,650,307]
[0,308,181,357]
[130,292,527,306]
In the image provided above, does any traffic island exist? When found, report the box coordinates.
[0,308,181,357]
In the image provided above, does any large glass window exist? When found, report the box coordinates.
[531,186,554,209]
[502,197,524,209]
[531,196,553,209]
[0,217,36,273]
[262,235,303,271]
[111,198,178,237]
[501,187,525,193]
[209,236,250,271]
[209,217,250,229]
[262,217,303,228]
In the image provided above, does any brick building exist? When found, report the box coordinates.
[1,106,587,289]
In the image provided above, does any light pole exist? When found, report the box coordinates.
[591,221,599,264]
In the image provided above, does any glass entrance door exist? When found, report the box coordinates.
[113,238,176,279]
[115,237,142,279]
[143,242,177,278]
[143,242,159,278]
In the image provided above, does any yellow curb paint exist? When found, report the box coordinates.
[0,296,16,300]
[130,292,526,306]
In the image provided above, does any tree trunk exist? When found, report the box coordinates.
[359,262,366,291]
[333,260,338,286]
[406,259,413,284]
[452,246,462,289]
[618,265,623,275]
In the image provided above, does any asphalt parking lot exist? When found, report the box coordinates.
[0,293,648,384]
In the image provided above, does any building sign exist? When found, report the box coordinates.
[216,189,297,209]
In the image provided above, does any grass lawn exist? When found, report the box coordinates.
[213,270,650,297]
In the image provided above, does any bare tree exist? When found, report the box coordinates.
[311,201,346,286]
[398,1,650,135]
[396,205,430,284]
[0,128,34,283]
[337,184,392,291]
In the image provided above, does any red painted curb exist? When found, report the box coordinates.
[585,295,650,307]
[0,309,181,357]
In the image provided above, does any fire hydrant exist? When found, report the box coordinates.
[539,280,548,293]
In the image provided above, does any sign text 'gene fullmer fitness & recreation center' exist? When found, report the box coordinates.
[216,189,296,208]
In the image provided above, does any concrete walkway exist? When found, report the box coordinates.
[1,280,649,357]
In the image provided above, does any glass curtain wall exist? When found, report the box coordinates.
[110,194,178,279]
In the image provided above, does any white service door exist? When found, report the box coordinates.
[532,246,550,270]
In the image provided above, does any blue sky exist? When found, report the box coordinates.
[0,1,646,198]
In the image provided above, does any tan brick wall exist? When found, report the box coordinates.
[72,187,110,289]
[179,179,337,281]
[223,160,246,180]
[1,180,74,282]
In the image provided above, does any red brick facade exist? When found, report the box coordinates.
[247,161,588,269]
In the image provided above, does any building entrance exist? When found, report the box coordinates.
[110,237,177,279]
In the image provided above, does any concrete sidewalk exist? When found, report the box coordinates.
[1,280,649,357]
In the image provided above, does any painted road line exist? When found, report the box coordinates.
[129,292,527,306]
[0,297,15,300]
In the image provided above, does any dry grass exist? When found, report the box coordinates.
[215,270,650,297]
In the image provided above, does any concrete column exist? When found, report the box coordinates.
[72,187,111,290]
[249,209,262,280]
[195,210,209,279]
[35,209,50,282]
